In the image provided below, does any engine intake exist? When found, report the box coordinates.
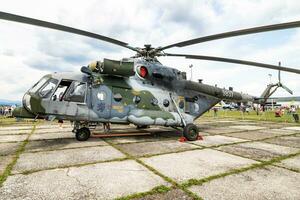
[88,59,134,77]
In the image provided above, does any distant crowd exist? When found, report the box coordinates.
[0,105,16,116]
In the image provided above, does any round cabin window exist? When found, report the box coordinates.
[194,103,200,112]
[151,98,158,106]
[163,99,169,107]
[113,93,122,102]
[133,96,141,104]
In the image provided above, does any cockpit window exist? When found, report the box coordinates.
[64,81,86,103]
[51,80,72,101]
[39,79,58,98]
[29,77,49,93]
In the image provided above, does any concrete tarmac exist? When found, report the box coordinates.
[0,118,299,199]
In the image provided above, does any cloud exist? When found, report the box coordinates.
[0,0,300,101]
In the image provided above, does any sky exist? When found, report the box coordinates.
[0,0,300,101]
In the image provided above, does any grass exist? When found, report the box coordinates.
[105,139,203,200]
[0,116,18,126]
[0,123,36,186]
[181,151,300,188]
[20,157,129,175]
[202,110,300,123]
[115,185,171,200]
[0,116,37,126]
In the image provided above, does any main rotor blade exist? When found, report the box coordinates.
[160,21,300,50]
[165,53,300,75]
[0,11,138,52]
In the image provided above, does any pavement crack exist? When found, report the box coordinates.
[65,168,97,199]
[66,168,86,188]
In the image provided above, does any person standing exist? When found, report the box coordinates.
[103,122,111,132]
[291,106,299,123]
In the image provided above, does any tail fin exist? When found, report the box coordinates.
[260,69,293,102]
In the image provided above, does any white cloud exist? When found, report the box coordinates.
[0,0,300,101]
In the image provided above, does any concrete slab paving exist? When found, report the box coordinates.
[34,128,73,134]
[217,141,299,161]
[93,128,148,135]
[29,132,74,141]
[260,123,288,129]
[201,127,243,135]
[189,166,300,200]
[0,155,14,175]
[1,160,168,200]
[0,125,34,131]
[0,129,31,135]
[25,138,108,152]
[264,135,300,148]
[116,140,198,157]
[133,189,193,200]
[228,125,267,131]
[0,142,20,156]
[231,121,258,125]
[141,149,258,183]
[258,128,297,135]
[274,155,300,172]
[224,130,280,140]
[105,135,169,144]
[13,145,126,173]
[0,135,27,143]
[281,126,300,132]
[190,135,248,147]
[36,124,72,129]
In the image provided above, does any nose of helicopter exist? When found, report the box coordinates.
[12,93,36,119]
[12,106,35,118]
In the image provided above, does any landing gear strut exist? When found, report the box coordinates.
[183,123,199,141]
[75,127,91,141]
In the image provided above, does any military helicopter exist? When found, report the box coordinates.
[1,11,300,141]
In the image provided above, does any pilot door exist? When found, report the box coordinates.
[47,80,87,117]
[91,85,112,119]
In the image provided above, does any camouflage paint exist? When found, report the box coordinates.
[15,58,257,128]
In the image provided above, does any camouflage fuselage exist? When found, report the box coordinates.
[14,58,255,127]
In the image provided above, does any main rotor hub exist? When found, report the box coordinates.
[134,44,164,59]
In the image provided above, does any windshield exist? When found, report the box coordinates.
[29,77,49,93]
[39,78,59,98]
[64,81,86,103]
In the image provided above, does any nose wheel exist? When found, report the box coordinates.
[76,127,91,141]
[183,123,199,141]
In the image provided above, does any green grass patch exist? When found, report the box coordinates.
[105,139,202,200]
[21,157,129,175]
[115,185,171,200]
[0,116,37,126]
[181,151,300,188]
[202,110,300,123]
[0,123,36,186]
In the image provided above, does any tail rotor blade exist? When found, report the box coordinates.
[281,84,293,95]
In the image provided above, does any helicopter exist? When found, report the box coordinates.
[1,11,300,141]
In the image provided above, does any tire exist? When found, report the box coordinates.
[76,127,90,141]
[183,123,199,141]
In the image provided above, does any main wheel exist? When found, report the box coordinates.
[76,127,90,141]
[183,123,199,141]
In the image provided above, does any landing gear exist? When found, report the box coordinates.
[183,123,199,141]
[76,127,90,141]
